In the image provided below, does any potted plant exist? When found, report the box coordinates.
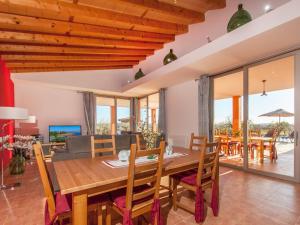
[137,122,161,159]
[4,135,35,175]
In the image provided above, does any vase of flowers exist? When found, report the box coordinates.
[137,122,162,159]
[4,135,35,175]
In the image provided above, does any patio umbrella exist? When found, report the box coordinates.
[258,108,294,123]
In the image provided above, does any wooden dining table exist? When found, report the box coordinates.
[53,147,219,225]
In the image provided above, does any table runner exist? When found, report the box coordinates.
[103,152,188,168]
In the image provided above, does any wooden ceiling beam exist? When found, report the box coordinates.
[7,61,138,68]
[0,31,163,50]
[0,13,174,43]
[10,65,133,73]
[79,0,204,25]
[0,0,188,34]
[1,54,146,62]
[0,44,154,55]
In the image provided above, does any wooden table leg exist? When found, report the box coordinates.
[259,140,264,164]
[72,191,88,225]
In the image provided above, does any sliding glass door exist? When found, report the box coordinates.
[248,56,295,177]
[213,52,300,181]
[214,71,244,168]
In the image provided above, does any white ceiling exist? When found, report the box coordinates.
[214,56,294,99]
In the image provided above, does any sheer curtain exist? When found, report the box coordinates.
[198,75,212,140]
[83,92,96,135]
[158,88,167,137]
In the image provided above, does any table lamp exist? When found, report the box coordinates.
[0,106,28,190]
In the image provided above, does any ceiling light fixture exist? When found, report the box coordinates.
[264,4,272,13]
[261,80,268,96]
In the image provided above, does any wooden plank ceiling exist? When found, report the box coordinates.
[0,0,226,73]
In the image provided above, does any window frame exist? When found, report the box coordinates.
[95,94,131,135]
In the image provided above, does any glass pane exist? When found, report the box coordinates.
[148,93,159,131]
[248,56,294,177]
[214,71,244,167]
[96,97,114,135]
[116,98,131,134]
[139,97,148,125]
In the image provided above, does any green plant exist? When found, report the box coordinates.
[137,122,161,150]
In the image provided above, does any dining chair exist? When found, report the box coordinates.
[171,140,220,223]
[218,135,233,156]
[108,141,166,225]
[33,142,109,225]
[91,135,116,158]
[189,133,207,150]
[263,129,279,161]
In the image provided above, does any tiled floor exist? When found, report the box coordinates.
[1,160,300,225]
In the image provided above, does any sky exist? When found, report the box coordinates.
[214,88,294,125]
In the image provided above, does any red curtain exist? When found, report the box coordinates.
[0,58,14,167]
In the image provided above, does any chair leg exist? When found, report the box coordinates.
[168,176,172,199]
[97,204,103,225]
[105,204,112,225]
[172,178,178,211]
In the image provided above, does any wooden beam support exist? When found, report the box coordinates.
[7,61,138,68]
[0,44,154,55]
[0,31,163,50]
[0,0,188,34]
[1,54,146,62]
[0,13,174,43]
[79,0,204,25]
[10,65,133,73]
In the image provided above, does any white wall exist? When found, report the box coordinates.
[14,80,86,142]
[166,80,198,147]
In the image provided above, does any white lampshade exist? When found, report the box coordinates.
[0,107,28,120]
[23,115,36,123]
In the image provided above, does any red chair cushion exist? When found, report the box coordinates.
[170,169,197,181]
[171,169,210,186]
[45,192,109,225]
[111,185,152,210]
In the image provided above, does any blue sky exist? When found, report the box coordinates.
[214,88,294,124]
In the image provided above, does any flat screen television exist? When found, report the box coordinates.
[49,125,81,142]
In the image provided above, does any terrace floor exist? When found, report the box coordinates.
[220,143,294,177]
[1,160,300,225]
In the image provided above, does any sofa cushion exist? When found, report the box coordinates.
[66,135,91,153]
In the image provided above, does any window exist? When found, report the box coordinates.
[116,99,131,134]
[138,93,159,131]
[96,97,114,135]
[96,96,131,135]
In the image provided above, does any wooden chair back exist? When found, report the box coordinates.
[91,135,116,158]
[125,141,166,210]
[136,134,146,150]
[33,142,56,219]
[196,141,220,187]
[189,133,207,150]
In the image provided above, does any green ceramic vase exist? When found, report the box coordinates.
[227,4,252,32]
[163,49,177,65]
[134,68,145,80]
[9,148,26,175]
